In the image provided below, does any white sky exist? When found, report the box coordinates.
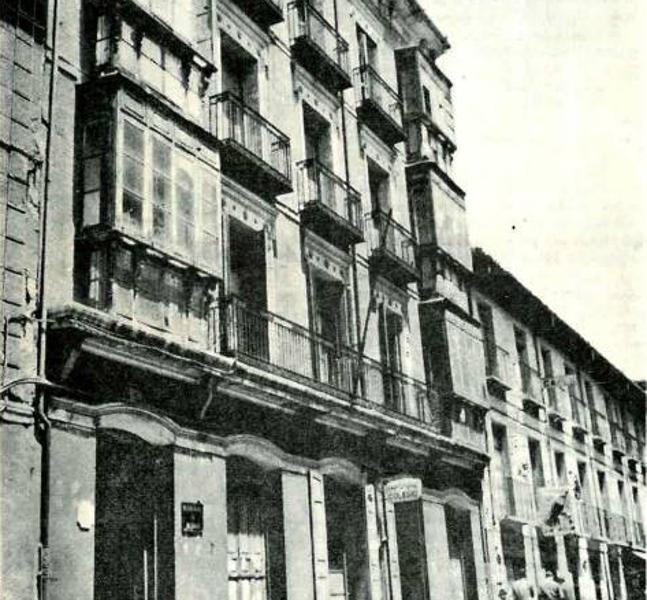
[422,0,647,380]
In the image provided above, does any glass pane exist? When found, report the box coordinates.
[83,191,101,227]
[84,121,107,155]
[153,137,171,170]
[123,191,143,231]
[153,175,169,208]
[124,120,144,155]
[153,206,168,241]
[123,155,144,194]
[84,157,101,191]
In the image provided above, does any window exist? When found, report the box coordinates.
[477,303,497,377]
[80,119,110,227]
[78,103,221,273]
[554,452,566,485]
[356,26,377,68]
[577,462,589,500]
[422,86,432,115]
[367,159,390,212]
[303,103,332,168]
[528,439,545,488]
[122,119,146,234]
[221,32,259,109]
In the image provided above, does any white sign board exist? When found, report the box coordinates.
[384,478,422,503]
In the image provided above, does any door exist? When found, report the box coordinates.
[379,307,403,411]
[95,431,174,600]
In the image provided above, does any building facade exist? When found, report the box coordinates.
[0,1,644,600]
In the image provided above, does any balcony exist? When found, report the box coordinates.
[495,477,536,523]
[353,65,405,147]
[365,210,419,287]
[519,360,544,419]
[219,296,435,423]
[209,92,292,200]
[227,0,284,30]
[297,159,363,249]
[288,0,351,94]
[579,502,603,538]
[484,345,514,397]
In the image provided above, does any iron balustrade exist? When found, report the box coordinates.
[288,0,349,74]
[361,355,435,424]
[209,92,291,181]
[365,210,417,271]
[296,159,362,232]
[353,64,403,128]
[219,296,433,422]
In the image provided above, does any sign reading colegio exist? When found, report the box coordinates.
[384,477,423,503]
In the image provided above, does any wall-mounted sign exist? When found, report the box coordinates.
[384,477,422,503]
[181,502,203,537]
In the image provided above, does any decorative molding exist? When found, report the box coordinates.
[319,457,366,486]
[304,230,351,283]
[97,406,178,446]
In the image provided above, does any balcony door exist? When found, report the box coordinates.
[303,104,334,209]
[95,431,174,600]
[228,217,269,361]
[312,273,349,388]
[356,26,377,69]
[378,305,403,411]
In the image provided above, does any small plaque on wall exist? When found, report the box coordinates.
[181,502,203,537]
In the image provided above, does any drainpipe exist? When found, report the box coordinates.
[331,0,364,398]
[34,0,61,595]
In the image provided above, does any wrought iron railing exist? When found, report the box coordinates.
[365,210,417,271]
[288,0,349,74]
[353,64,403,128]
[219,296,434,423]
[296,159,362,232]
[209,92,291,181]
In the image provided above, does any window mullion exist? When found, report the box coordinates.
[143,128,153,239]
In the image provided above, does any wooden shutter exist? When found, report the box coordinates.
[309,471,330,600]
[383,494,402,600]
[364,485,384,600]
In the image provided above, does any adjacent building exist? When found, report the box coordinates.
[0,1,644,600]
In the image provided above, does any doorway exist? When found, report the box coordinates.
[95,431,175,600]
